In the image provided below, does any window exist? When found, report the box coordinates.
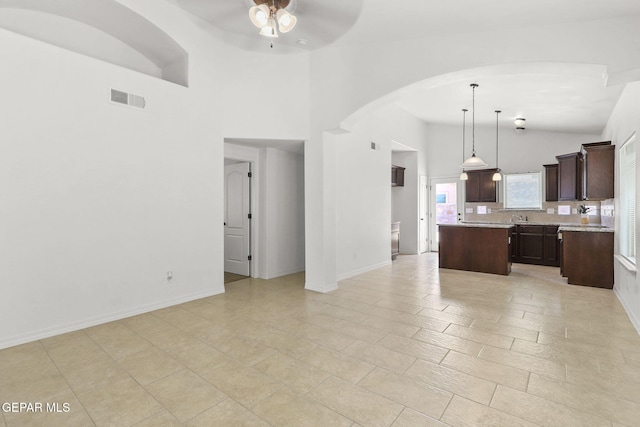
[503,172,542,209]
[620,133,636,263]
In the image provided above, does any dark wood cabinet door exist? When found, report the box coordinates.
[518,225,544,263]
[581,143,614,200]
[544,164,558,202]
[543,225,560,266]
[465,169,497,202]
[556,153,582,201]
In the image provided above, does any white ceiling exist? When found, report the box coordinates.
[172,0,640,135]
[0,0,638,136]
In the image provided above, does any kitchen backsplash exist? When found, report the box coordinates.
[464,199,614,226]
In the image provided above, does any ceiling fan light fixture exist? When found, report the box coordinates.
[249,4,270,28]
[276,9,296,32]
[259,17,279,37]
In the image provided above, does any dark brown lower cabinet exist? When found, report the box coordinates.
[561,230,613,288]
[439,225,512,275]
[513,224,560,267]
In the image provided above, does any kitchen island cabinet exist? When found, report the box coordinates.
[559,227,614,288]
[439,224,514,275]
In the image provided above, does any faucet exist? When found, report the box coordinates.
[510,214,524,223]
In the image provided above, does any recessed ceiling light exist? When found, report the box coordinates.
[297,38,308,45]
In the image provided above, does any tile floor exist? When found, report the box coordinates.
[1,253,640,426]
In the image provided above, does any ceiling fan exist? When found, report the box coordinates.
[171,0,363,51]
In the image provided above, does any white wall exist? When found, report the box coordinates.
[263,148,305,279]
[336,105,429,279]
[0,0,311,348]
[602,82,640,333]
[426,124,601,178]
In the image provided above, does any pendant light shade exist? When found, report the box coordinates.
[249,4,270,27]
[259,17,279,37]
[492,110,502,181]
[276,9,297,33]
[460,108,469,180]
[460,83,488,169]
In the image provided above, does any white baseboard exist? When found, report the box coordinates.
[337,259,393,282]
[614,287,640,336]
[0,286,225,350]
[262,266,305,280]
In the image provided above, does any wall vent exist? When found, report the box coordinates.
[110,89,146,109]
[371,141,377,150]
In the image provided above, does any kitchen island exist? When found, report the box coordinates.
[439,223,514,275]
[558,225,614,288]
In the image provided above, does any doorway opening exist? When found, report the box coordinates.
[224,160,252,280]
[429,177,464,251]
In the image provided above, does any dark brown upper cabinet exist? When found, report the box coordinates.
[556,152,582,201]
[391,165,405,187]
[544,163,559,202]
[465,168,498,202]
[581,141,614,200]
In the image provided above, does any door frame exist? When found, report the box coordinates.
[429,176,465,252]
[419,175,428,253]
[224,162,252,276]
[224,145,261,279]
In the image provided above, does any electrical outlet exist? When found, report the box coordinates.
[166,271,173,282]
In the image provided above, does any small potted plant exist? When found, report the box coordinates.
[578,204,590,224]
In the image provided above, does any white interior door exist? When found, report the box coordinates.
[224,162,251,275]
[419,175,428,253]
[429,177,464,252]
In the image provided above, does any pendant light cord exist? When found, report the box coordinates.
[495,110,501,168]
[471,84,478,156]
[462,109,467,163]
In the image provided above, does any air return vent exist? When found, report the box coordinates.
[110,89,146,109]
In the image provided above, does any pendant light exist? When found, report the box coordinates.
[460,108,469,180]
[492,110,502,181]
[460,83,488,169]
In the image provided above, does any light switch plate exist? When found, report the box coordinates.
[477,206,487,214]
[558,205,571,215]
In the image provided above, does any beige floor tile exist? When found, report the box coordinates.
[470,318,539,342]
[210,335,278,366]
[404,358,496,405]
[527,373,640,426]
[298,346,375,383]
[305,314,387,343]
[358,367,452,419]
[374,299,425,314]
[536,332,628,365]
[490,384,610,427]
[566,364,640,404]
[343,341,416,374]
[85,320,132,341]
[2,390,93,427]
[185,398,270,427]
[91,327,152,360]
[252,389,353,426]
[441,395,538,427]
[166,340,233,375]
[57,352,131,392]
[252,352,330,394]
[308,376,404,427]
[443,324,514,349]
[202,361,282,408]
[145,369,226,422]
[76,377,163,426]
[132,410,183,426]
[250,328,319,359]
[0,341,51,371]
[42,332,106,369]
[137,324,199,351]
[417,307,473,327]
[441,350,529,391]
[479,344,566,381]
[391,407,448,427]
[377,334,449,364]
[0,359,71,403]
[117,346,185,385]
[498,313,567,337]
[510,338,604,370]
[412,328,484,357]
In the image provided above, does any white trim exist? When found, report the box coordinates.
[614,287,640,336]
[0,287,225,350]
[305,281,338,293]
[336,259,393,282]
[615,254,637,273]
[263,266,305,280]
